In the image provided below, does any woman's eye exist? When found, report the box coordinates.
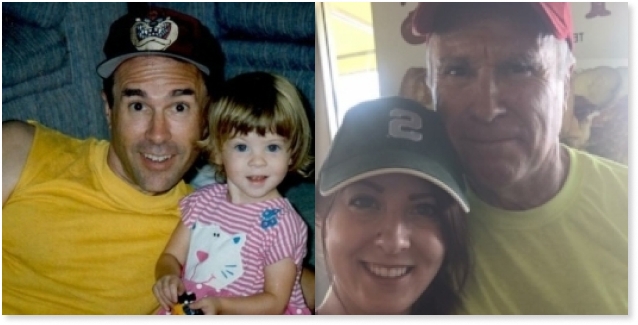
[234,144,247,152]
[267,144,280,152]
[348,195,378,210]
[412,203,437,217]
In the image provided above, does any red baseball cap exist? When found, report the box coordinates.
[411,2,573,49]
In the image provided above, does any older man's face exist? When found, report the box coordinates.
[428,5,569,190]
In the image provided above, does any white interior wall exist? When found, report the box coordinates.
[314,2,333,306]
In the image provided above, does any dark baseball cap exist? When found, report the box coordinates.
[411,2,574,49]
[97,6,220,78]
[318,96,469,213]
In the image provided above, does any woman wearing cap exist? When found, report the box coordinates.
[316,96,470,315]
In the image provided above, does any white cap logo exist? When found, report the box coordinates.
[388,108,423,141]
[130,13,178,51]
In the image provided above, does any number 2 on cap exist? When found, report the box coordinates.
[388,108,423,141]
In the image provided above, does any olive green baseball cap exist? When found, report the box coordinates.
[318,96,469,213]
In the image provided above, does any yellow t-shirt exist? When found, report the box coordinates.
[459,146,627,314]
[2,122,192,314]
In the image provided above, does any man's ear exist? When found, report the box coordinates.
[201,120,209,140]
[563,65,575,112]
[101,91,113,129]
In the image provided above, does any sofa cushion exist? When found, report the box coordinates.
[223,40,313,70]
[2,16,68,93]
[2,3,127,140]
[222,40,315,110]
[2,2,68,28]
[216,3,314,42]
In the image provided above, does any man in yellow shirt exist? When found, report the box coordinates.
[5,6,219,315]
[410,2,627,314]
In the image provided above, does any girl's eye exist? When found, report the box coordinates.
[348,195,379,210]
[267,144,281,152]
[234,144,247,152]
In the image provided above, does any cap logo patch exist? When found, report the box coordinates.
[130,11,178,51]
[388,108,423,141]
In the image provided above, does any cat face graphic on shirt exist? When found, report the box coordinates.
[184,222,246,289]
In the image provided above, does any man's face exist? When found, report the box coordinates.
[104,56,208,195]
[427,5,570,189]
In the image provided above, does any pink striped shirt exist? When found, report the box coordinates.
[178,184,310,314]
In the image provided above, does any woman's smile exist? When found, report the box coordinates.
[361,262,413,279]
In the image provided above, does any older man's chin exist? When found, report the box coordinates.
[465,156,527,189]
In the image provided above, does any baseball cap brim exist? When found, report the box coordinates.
[96,52,210,78]
[411,2,573,49]
[319,148,470,213]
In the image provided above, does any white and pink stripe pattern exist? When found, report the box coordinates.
[179,184,310,314]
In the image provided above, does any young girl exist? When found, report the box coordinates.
[153,72,313,315]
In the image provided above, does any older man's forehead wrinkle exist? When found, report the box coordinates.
[438,56,468,67]
[437,36,546,67]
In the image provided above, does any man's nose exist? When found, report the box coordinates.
[374,215,411,254]
[469,70,506,122]
[146,111,171,143]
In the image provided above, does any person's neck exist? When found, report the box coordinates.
[316,286,348,315]
[317,285,410,315]
[469,145,570,211]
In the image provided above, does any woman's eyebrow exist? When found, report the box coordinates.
[409,193,436,201]
[351,180,384,193]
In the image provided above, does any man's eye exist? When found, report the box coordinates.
[234,144,247,152]
[442,66,469,77]
[502,63,535,76]
[348,195,378,210]
[267,144,281,152]
[130,103,144,111]
[175,103,188,112]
